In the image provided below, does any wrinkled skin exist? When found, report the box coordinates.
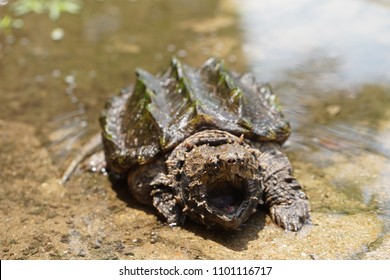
[99,57,310,231]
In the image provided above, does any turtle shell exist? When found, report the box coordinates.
[100,57,290,174]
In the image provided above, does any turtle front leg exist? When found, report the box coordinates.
[257,143,310,231]
[151,188,182,226]
[127,160,182,226]
[150,173,183,226]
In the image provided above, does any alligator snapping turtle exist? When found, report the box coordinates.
[97,57,309,231]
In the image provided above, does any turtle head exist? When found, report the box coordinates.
[165,130,263,230]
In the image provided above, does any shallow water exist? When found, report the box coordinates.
[1,0,390,259]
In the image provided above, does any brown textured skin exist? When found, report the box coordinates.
[255,142,310,231]
[127,129,309,231]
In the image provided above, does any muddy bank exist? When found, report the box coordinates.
[1,120,388,260]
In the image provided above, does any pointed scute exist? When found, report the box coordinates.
[101,57,291,173]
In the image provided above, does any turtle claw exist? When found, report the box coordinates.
[152,191,182,226]
[269,199,310,231]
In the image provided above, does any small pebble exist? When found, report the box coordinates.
[155,53,163,61]
[167,44,176,52]
[124,251,135,256]
[93,240,102,249]
[177,49,187,58]
[64,75,75,85]
[115,242,125,251]
[51,28,65,41]
[132,238,142,245]
[326,104,341,117]
[12,19,24,29]
[52,69,61,77]
[19,37,30,46]
[77,250,86,257]
[35,75,45,83]
[6,35,15,44]
[30,247,39,255]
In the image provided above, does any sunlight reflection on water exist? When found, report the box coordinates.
[236,0,390,88]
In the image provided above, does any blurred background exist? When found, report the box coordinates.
[1,0,390,259]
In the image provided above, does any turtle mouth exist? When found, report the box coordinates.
[206,176,248,216]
